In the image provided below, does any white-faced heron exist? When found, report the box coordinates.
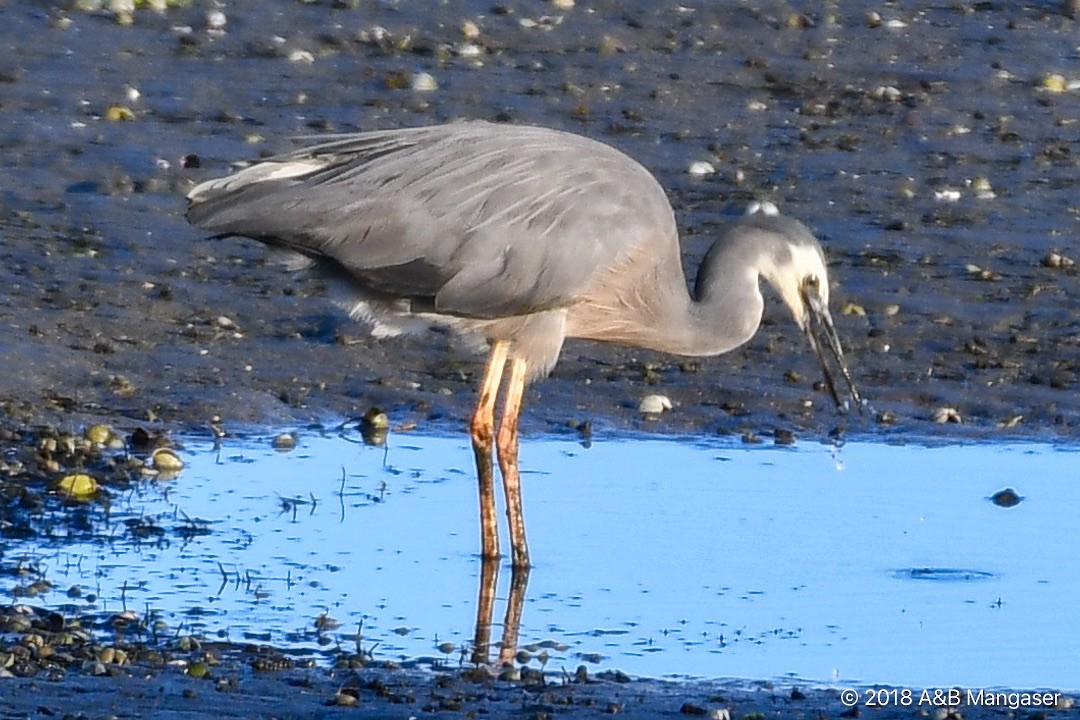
[186,121,860,568]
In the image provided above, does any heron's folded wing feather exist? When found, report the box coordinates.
[187,122,677,319]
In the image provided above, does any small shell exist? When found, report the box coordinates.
[461,20,481,39]
[687,160,715,177]
[410,72,438,92]
[151,448,185,472]
[334,690,359,707]
[933,407,962,424]
[745,200,779,216]
[1042,251,1075,268]
[638,394,672,414]
[205,9,227,30]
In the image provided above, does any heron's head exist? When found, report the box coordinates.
[754,218,861,411]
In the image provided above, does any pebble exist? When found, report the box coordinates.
[1041,73,1068,92]
[57,473,98,499]
[638,394,672,414]
[971,177,996,200]
[411,72,438,92]
[1042,250,1075,268]
[990,488,1022,507]
[687,160,715,177]
[461,20,481,39]
[271,433,297,451]
[206,9,227,31]
[151,447,185,472]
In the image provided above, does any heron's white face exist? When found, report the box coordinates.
[760,242,830,330]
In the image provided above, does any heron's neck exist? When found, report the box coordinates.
[675,235,766,357]
[566,234,764,357]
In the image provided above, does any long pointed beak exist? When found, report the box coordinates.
[801,290,861,412]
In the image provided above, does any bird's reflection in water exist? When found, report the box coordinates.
[471,558,530,667]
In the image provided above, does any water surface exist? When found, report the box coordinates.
[13,432,1079,690]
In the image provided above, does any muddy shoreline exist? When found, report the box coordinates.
[2,0,1080,710]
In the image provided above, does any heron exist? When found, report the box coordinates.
[186,120,860,569]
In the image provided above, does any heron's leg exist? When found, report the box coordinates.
[496,356,530,569]
[471,341,509,561]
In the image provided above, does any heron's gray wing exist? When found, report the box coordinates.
[186,122,677,319]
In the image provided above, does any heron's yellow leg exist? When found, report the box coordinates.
[496,356,530,569]
[470,340,508,561]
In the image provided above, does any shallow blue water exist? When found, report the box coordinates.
[15,432,1080,689]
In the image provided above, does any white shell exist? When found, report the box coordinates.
[638,394,673,414]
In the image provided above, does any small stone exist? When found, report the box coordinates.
[334,689,360,706]
[56,473,98,500]
[1042,251,1075,268]
[151,447,185,472]
[841,302,866,316]
[990,488,1022,508]
[1041,73,1068,93]
[205,9,227,31]
[85,424,112,445]
[687,160,715,177]
[971,177,996,200]
[271,433,297,451]
[461,20,481,39]
[411,72,438,92]
[638,394,672,414]
[105,105,135,121]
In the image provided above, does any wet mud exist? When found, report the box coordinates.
[2,0,1080,711]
